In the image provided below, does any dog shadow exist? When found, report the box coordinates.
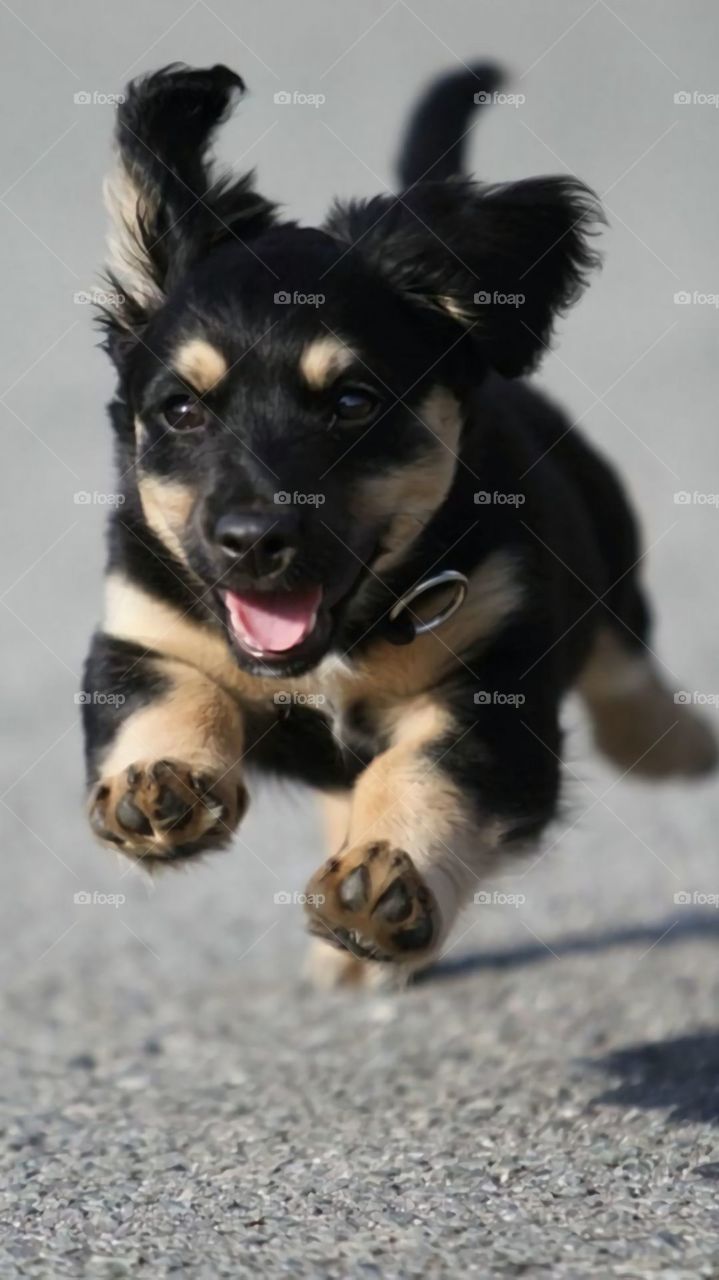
[587,1030,719,1129]
[428,910,719,979]
[429,911,719,1129]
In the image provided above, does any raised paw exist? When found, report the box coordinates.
[88,759,248,864]
[304,840,439,963]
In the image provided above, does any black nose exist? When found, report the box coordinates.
[213,511,299,580]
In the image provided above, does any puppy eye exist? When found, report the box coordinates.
[161,395,209,432]
[331,387,381,426]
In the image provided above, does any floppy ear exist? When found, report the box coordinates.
[325,178,603,377]
[99,63,276,365]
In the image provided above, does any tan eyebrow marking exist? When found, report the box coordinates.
[172,338,228,393]
[299,337,356,389]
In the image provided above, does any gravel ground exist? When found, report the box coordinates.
[2,2,719,1276]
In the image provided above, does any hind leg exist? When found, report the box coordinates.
[579,626,717,779]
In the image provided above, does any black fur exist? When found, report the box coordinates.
[397,63,504,186]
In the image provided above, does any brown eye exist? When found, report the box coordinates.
[161,395,209,431]
[331,387,381,426]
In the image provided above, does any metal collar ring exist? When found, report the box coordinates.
[387,569,469,638]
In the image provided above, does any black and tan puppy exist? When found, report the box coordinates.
[82,62,715,986]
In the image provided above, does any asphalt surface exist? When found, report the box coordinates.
[2,2,719,1276]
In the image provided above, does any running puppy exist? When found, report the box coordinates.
[82,63,716,986]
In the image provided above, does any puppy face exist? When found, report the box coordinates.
[127,230,464,675]
[100,65,600,677]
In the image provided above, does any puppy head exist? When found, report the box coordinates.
[100,64,602,677]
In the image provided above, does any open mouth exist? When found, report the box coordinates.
[220,537,379,674]
[223,584,326,664]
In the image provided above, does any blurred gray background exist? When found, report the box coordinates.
[2,2,719,1276]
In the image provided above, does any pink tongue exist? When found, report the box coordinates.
[224,586,323,654]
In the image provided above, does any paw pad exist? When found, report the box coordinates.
[304,839,438,963]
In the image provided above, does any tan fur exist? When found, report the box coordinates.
[134,471,196,570]
[322,790,351,854]
[361,388,463,573]
[104,548,520,712]
[579,629,717,778]
[97,656,245,780]
[104,573,260,699]
[306,692,506,971]
[306,791,370,988]
[335,551,522,705]
[103,166,161,311]
[173,338,228,393]
[346,698,463,855]
[299,337,355,388]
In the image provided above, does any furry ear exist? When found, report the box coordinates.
[99,63,276,364]
[325,178,603,377]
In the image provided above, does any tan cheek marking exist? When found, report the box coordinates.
[173,338,228,393]
[358,387,463,572]
[136,472,196,568]
[299,337,355,389]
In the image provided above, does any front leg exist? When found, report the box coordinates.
[82,633,248,865]
[305,665,561,969]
